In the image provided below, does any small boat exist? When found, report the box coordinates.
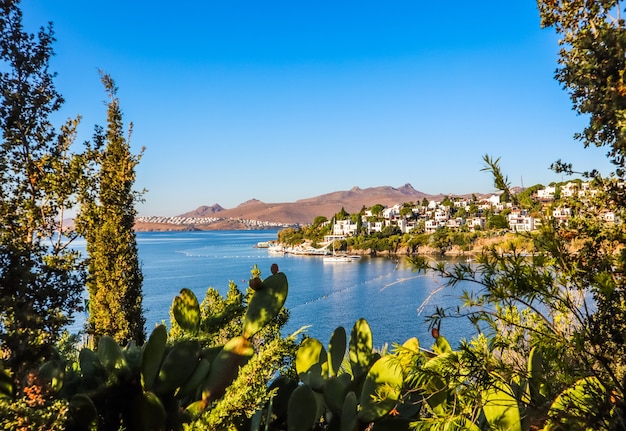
[323,243,353,263]
[323,255,353,263]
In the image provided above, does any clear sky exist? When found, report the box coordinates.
[21,1,615,216]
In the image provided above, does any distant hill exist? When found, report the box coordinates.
[178,203,224,218]
[173,184,457,226]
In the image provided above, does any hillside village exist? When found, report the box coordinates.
[321,180,618,239]
[136,180,614,237]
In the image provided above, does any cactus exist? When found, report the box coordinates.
[349,318,373,381]
[287,384,319,431]
[296,337,327,389]
[358,355,403,422]
[243,272,289,338]
[27,265,293,430]
[481,378,522,431]
[201,335,254,404]
[154,340,201,394]
[68,394,98,429]
[328,326,346,377]
[38,359,66,393]
[340,391,359,431]
[140,323,167,391]
[279,319,411,430]
[131,390,167,431]
[323,374,352,413]
[172,288,201,335]
[97,335,128,376]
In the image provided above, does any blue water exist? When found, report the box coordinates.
[69,230,475,348]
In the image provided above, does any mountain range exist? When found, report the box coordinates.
[168,183,477,227]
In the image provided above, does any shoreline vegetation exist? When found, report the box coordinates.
[134,219,526,257]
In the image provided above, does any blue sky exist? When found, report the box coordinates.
[21,1,614,216]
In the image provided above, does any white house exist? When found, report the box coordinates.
[537,186,556,200]
[552,207,571,222]
[333,219,358,236]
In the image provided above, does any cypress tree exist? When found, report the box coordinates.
[79,72,145,345]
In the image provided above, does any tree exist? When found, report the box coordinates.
[77,72,145,345]
[400,202,414,218]
[312,215,328,227]
[538,1,626,173]
[413,155,626,428]
[334,206,349,220]
[370,204,384,218]
[0,0,85,375]
[486,213,508,230]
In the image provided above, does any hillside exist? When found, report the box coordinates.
[183,184,450,225]
[134,183,482,230]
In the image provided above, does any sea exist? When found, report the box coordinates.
[67,230,477,348]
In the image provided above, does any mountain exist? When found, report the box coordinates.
[175,184,452,226]
[178,203,224,218]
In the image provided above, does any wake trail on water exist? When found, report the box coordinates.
[290,264,430,309]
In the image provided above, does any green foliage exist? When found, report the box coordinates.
[77,72,145,346]
[0,0,86,376]
[412,153,626,428]
[27,265,293,431]
[172,288,201,336]
[274,318,424,430]
[538,1,626,170]
[487,213,509,230]
[243,272,289,338]
[482,154,515,204]
[0,397,69,431]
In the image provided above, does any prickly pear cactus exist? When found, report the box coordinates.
[358,355,403,422]
[202,335,254,404]
[172,288,201,335]
[140,323,167,391]
[243,271,288,338]
[349,318,374,381]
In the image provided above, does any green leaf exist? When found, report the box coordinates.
[202,336,254,403]
[296,337,327,389]
[328,326,347,377]
[154,340,201,394]
[358,356,403,422]
[287,384,319,431]
[141,324,167,391]
[349,318,373,380]
[172,288,201,335]
[243,272,289,338]
[482,379,521,431]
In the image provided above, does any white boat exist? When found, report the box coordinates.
[323,255,353,263]
[323,243,353,263]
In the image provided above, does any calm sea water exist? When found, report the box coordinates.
[68,230,475,347]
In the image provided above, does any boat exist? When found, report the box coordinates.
[323,254,354,263]
[323,243,353,263]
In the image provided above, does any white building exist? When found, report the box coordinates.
[333,219,358,236]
